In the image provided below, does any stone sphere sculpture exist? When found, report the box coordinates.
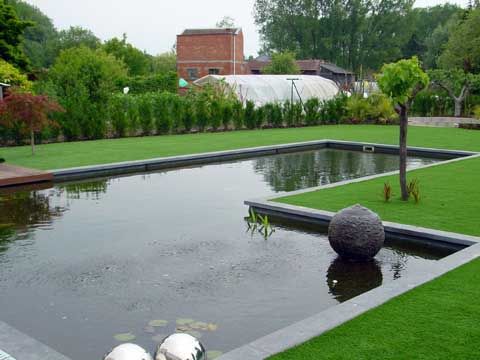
[328,204,385,261]
[155,333,206,360]
[104,343,153,360]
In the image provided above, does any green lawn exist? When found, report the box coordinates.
[276,156,480,237]
[2,124,480,170]
[270,257,480,360]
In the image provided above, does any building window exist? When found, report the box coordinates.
[187,68,199,80]
[208,68,220,75]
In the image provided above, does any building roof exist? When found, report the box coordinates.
[247,58,354,75]
[297,59,324,71]
[0,83,10,87]
[320,63,354,74]
[180,28,241,36]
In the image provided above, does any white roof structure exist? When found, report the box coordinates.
[194,75,339,106]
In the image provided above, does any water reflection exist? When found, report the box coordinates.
[57,180,109,200]
[327,257,383,302]
[253,149,437,192]
[0,190,64,254]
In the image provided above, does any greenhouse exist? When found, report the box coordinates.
[194,75,339,106]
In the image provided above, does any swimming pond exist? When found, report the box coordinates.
[0,149,449,359]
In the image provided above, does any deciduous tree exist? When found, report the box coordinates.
[0,92,63,154]
[429,69,480,116]
[262,51,300,75]
[377,57,429,200]
[0,0,32,70]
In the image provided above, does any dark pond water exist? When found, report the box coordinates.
[0,149,450,359]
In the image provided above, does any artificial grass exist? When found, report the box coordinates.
[2,125,480,170]
[276,156,480,237]
[269,257,480,360]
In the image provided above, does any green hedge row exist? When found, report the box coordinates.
[0,92,398,145]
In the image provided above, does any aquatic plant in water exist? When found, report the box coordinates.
[246,208,275,239]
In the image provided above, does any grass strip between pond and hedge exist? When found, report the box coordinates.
[2,124,480,359]
[2,124,480,170]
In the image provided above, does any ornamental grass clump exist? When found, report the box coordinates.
[407,178,421,204]
[383,182,392,202]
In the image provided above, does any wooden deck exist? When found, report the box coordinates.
[0,164,53,188]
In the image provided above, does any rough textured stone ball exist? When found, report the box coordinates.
[328,204,385,261]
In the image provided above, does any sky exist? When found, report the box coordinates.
[25,0,469,58]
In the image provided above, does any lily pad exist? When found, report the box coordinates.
[207,351,223,359]
[176,318,195,325]
[176,325,190,332]
[190,321,208,330]
[149,319,168,327]
[113,332,136,342]
[207,323,218,331]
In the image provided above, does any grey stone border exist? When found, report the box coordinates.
[51,140,477,183]
[216,151,480,360]
[0,321,71,360]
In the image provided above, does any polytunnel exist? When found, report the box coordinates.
[194,75,339,106]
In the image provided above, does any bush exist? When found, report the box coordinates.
[474,105,480,119]
[182,97,195,132]
[346,95,372,123]
[410,89,452,116]
[284,101,303,127]
[319,94,348,124]
[137,93,154,135]
[232,100,244,129]
[153,92,173,134]
[256,105,266,128]
[271,102,284,127]
[125,71,178,94]
[368,93,398,124]
[222,101,233,130]
[304,98,321,126]
[244,100,256,129]
[49,47,127,140]
[209,99,222,130]
[195,96,209,132]
[170,95,183,132]
[109,94,129,137]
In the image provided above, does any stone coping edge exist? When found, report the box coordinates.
[0,321,71,360]
[51,140,477,182]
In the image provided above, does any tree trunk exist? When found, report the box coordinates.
[399,105,408,201]
[454,98,462,117]
[30,129,35,156]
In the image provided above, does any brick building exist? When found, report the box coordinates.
[177,28,246,82]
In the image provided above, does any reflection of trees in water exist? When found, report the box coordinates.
[253,150,396,192]
[0,180,109,255]
[327,256,383,303]
[0,191,65,253]
[57,180,108,200]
